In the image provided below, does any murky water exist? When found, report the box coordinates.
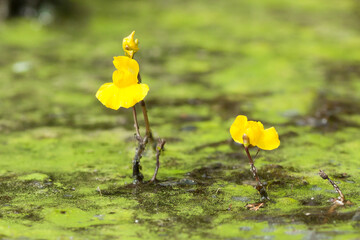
[0,0,359,239]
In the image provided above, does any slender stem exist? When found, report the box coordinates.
[244,146,269,201]
[244,146,259,182]
[132,106,145,183]
[140,100,153,141]
[254,148,261,160]
[319,170,346,203]
[137,72,153,141]
[132,106,141,141]
[150,139,166,183]
[131,54,151,140]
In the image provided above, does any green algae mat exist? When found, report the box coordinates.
[1,0,360,239]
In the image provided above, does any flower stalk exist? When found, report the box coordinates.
[132,106,141,141]
[140,100,153,141]
[243,135,269,201]
[136,73,153,141]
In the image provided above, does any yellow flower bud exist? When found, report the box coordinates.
[123,31,139,58]
[242,134,250,148]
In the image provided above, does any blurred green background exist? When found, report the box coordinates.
[0,0,360,239]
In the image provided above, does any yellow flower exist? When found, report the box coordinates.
[123,31,139,58]
[96,56,149,110]
[230,115,280,150]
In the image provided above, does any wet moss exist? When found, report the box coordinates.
[1,0,360,239]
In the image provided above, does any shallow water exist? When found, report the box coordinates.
[0,0,360,239]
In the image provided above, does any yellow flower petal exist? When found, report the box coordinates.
[117,83,149,108]
[112,57,139,88]
[245,121,264,146]
[257,127,280,150]
[113,56,139,74]
[96,83,122,110]
[230,115,248,144]
[112,69,138,88]
[96,83,149,110]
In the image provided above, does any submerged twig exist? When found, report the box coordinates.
[244,146,269,201]
[150,139,166,183]
[319,170,346,205]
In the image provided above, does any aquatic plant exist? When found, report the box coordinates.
[230,115,280,203]
[96,31,165,183]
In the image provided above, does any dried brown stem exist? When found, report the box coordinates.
[244,146,269,201]
[150,139,166,183]
[319,170,346,204]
